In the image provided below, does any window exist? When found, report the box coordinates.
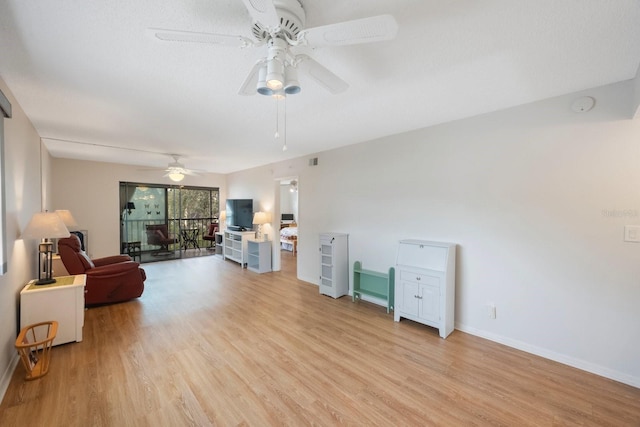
[168,186,220,227]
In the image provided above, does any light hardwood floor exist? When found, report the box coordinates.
[1,251,639,426]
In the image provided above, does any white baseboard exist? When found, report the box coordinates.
[289,280,639,389]
[455,322,640,389]
[0,353,19,404]
[298,275,318,286]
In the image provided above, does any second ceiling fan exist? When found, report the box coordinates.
[138,155,201,182]
[147,0,398,96]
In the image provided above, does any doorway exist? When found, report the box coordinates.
[276,177,298,277]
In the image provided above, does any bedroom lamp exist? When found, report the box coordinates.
[22,211,71,285]
[252,211,268,240]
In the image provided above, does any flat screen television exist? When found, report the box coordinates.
[226,199,253,231]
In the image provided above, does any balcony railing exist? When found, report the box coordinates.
[122,217,219,252]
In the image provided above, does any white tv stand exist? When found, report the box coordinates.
[223,229,256,267]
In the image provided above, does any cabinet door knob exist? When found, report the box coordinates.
[416,276,420,281]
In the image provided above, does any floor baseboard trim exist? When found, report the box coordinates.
[0,353,19,404]
[455,323,640,389]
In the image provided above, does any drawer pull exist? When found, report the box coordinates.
[416,276,421,281]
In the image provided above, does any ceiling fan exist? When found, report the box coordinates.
[140,155,200,182]
[164,155,201,182]
[147,0,398,96]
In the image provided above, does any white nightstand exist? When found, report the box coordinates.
[20,274,87,346]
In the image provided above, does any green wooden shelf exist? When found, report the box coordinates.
[352,261,395,313]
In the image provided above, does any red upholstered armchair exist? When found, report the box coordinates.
[203,223,218,249]
[58,234,145,306]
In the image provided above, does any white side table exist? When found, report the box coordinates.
[20,274,87,346]
[247,239,272,273]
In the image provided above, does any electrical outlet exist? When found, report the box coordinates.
[624,225,640,242]
[488,304,496,319]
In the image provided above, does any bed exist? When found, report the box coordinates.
[280,225,298,255]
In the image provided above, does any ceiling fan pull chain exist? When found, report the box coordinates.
[274,97,280,139]
[282,96,288,151]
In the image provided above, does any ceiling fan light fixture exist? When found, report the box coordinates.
[284,64,301,94]
[257,84,274,95]
[266,60,284,90]
[284,83,300,94]
[168,171,185,182]
[256,65,273,95]
[266,38,286,90]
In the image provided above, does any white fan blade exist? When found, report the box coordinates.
[240,0,280,29]
[146,28,253,48]
[298,55,348,94]
[238,59,267,96]
[164,169,198,176]
[297,14,398,47]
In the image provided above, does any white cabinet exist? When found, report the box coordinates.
[20,274,86,346]
[397,272,440,323]
[394,240,456,338]
[247,239,272,273]
[223,230,256,267]
[319,233,349,298]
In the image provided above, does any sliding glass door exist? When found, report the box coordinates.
[120,182,219,262]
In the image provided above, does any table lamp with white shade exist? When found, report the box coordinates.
[55,209,83,252]
[22,211,70,285]
[253,211,269,241]
[55,209,79,231]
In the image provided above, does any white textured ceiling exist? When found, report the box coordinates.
[1,0,639,174]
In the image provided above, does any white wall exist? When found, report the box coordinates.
[0,77,48,398]
[51,158,226,258]
[634,63,640,119]
[226,79,640,388]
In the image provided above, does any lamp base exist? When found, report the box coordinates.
[34,278,56,286]
[36,241,55,286]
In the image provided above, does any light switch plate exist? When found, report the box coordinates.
[624,225,640,242]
